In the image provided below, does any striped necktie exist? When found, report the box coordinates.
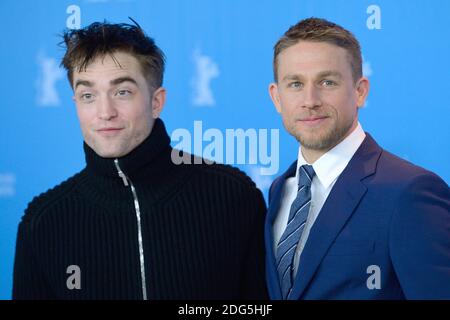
[276,164,315,299]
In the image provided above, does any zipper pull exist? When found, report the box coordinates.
[114,159,129,187]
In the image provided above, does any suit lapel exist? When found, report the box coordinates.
[265,161,297,299]
[289,134,382,299]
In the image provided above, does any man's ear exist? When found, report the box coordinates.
[151,87,166,118]
[269,82,282,113]
[356,77,370,108]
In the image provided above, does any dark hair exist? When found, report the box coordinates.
[61,20,165,89]
[273,17,362,83]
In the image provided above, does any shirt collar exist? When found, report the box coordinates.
[296,122,366,189]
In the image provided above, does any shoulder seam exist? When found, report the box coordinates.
[23,171,85,226]
[190,162,257,188]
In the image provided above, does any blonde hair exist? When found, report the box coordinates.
[273,17,362,83]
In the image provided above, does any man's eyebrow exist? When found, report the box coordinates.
[317,70,342,79]
[110,76,138,86]
[281,71,343,82]
[281,74,303,82]
[74,80,93,90]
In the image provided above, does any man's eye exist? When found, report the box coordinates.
[321,80,336,87]
[288,81,302,89]
[80,93,94,101]
[116,89,132,96]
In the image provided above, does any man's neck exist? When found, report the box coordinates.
[301,122,359,164]
[301,148,327,164]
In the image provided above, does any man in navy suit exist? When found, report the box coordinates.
[265,17,450,299]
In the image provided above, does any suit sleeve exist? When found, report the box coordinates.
[389,172,450,299]
[268,177,280,205]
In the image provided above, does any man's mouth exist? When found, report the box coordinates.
[96,127,124,136]
[299,116,329,126]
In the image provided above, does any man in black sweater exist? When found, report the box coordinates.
[13,21,268,300]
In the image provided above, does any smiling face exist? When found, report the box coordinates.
[72,51,166,158]
[270,41,369,162]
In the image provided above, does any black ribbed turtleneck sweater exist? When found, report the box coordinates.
[13,119,268,300]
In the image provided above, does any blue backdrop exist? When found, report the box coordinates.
[1,0,449,299]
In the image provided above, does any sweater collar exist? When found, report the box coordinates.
[84,118,171,181]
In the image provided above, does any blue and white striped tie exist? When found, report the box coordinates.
[276,164,315,299]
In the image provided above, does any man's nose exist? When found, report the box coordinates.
[302,85,322,109]
[97,96,117,120]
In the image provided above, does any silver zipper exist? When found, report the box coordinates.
[114,159,148,300]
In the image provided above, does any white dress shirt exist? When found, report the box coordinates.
[273,122,366,275]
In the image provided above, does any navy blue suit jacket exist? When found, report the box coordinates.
[265,134,450,299]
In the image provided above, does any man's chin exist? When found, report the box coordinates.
[96,151,123,158]
[90,145,128,159]
[297,126,353,152]
[296,133,338,151]
[299,141,332,151]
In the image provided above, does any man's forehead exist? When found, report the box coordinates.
[75,52,140,74]
[72,54,139,82]
[279,41,348,66]
[281,70,343,81]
